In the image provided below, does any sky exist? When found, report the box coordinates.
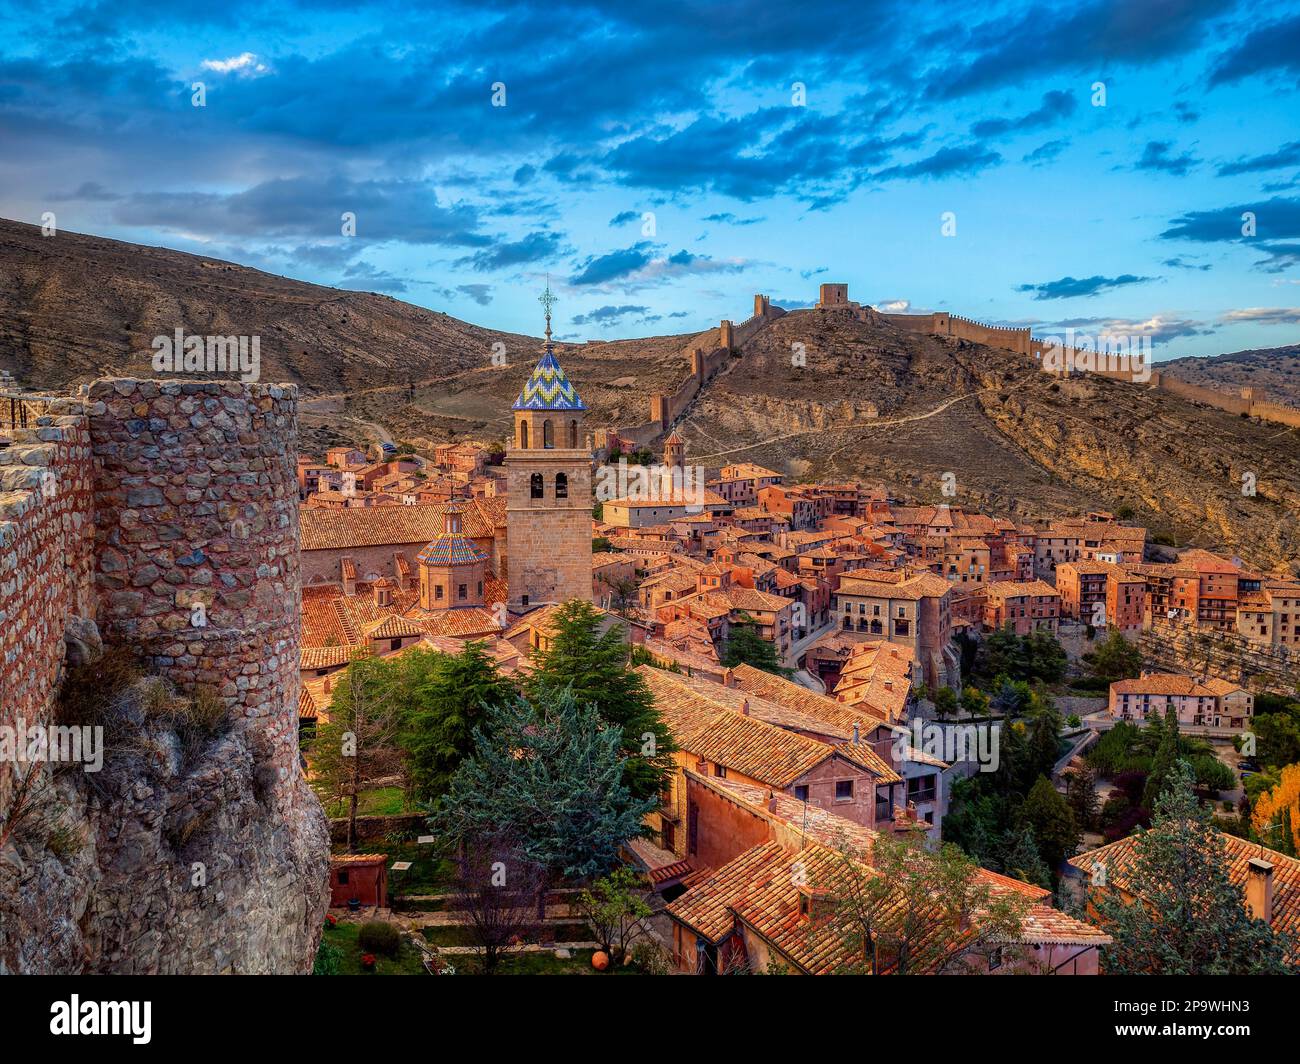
[1,0,1299,359]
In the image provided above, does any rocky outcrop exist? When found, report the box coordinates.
[0,672,329,974]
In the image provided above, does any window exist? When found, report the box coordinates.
[555,472,568,499]
[543,419,554,448]
[458,583,467,600]
[713,764,727,778]
[794,785,809,801]
[568,419,578,448]
[530,472,544,499]
[390,638,401,651]
[519,421,529,449]
[435,584,444,600]
[835,780,854,801]
[337,870,349,885]
[522,594,529,607]
[477,581,483,595]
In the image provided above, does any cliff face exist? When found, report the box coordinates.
[0,674,329,974]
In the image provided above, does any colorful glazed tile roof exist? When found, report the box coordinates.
[513,349,587,411]
[415,533,490,567]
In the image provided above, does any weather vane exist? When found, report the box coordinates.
[539,274,557,345]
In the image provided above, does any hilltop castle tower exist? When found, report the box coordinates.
[505,284,593,611]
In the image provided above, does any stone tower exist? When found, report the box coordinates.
[417,502,489,609]
[505,285,593,611]
[663,430,684,473]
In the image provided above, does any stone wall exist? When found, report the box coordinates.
[0,398,96,812]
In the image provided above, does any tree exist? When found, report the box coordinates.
[574,866,654,964]
[395,643,518,803]
[1090,761,1296,973]
[1063,762,1100,833]
[309,654,404,853]
[961,686,989,717]
[525,600,675,802]
[998,824,1052,889]
[930,686,958,719]
[1088,628,1143,684]
[450,838,546,975]
[1251,763,1300,856]
[721,614,791,677]
[1024,629,1067,684]
[1142,706,1182,810]
[432,689,658,886]
[828,834,1030,974]
[1019,776,1079,873]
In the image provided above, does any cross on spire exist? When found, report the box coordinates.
[539,276,557,345]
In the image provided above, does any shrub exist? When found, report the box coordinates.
[57,645,141,728]
[312,940,343,975]
[357,921,402,958]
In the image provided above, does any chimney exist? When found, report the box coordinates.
[883,679,893,691]
[852,722,860,745]
[740,699,750,715]
[768,795,778,812]
[323,675,333,694]
[1246,858,1274,925]
[722,667,735,687]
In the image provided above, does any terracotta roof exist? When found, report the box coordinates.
[638,666,898,785]
[1069,830,1300,948]
[1110,673,1235,697]
[300,644,369,670]
[301,502,496,550]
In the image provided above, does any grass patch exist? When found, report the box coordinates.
[317,921,427,976]
[325,786,415,818]
[331,838,456,897]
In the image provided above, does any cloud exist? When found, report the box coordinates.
[1210,13,1300,85]
[51,180,120,201]
[456,231,566,272]
[571,304,650,326]
[702,212,764,225]
[568,242,747,288]
[1016,274,1155,300]
[875,298,911,313]
[1023,139,1068,166]
[1217,141,1300,177]
[609,210,639,226]
[457,283,493,305]
[1218,307,1300,325]
[1037,313,1215,344]
[570,242,657,285]
[871,145,1002,182]
[1130,140,1199,176]
[971,90,1076,139]
[1162,256,1212,271]
[1160,195,1300,270]
[200,52,270,77]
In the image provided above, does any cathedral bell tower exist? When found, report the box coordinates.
[505,282,593,611]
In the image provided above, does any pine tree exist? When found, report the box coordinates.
[1019,775,1080,873]
[433,689,658,883]
[525,600,675,801]
[999,824,1052,889]
[1091,761,1296,973]
[1142,706,1182,810]
[1064,762,1100,833]
[396,642,518,803]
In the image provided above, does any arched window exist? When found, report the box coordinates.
[530,472,544,499]
[568,420,578,447]
[555,472,568,499]
[519,420,529,449]
[543,419,554,448]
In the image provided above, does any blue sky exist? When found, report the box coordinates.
[2,0,1299,358]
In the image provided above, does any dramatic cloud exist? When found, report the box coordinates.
[1015,274,1155,300]
[1161,196,1300,270]
[1210,12,1300,85]
[457,283,493,305]
[1037,314,1216,344]
[456,231,566,272]
[571,304,650,326]
[870,145,1002,182]
[570,242,658,286]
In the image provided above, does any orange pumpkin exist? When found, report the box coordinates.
[591,950,610,971]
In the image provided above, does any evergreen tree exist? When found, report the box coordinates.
[525,600,675,801]
[1019,775,1080,873]
[1091,761,1296,973]
[1142,706,1182,810]
[1064,762,1100,833]
[433,689,658,883]
[396,642,518,803]
[998,824,1052,889]
[720,613,791,676]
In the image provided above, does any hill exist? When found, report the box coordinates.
[2,218,1297,573]
[1160,344,1300,409]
